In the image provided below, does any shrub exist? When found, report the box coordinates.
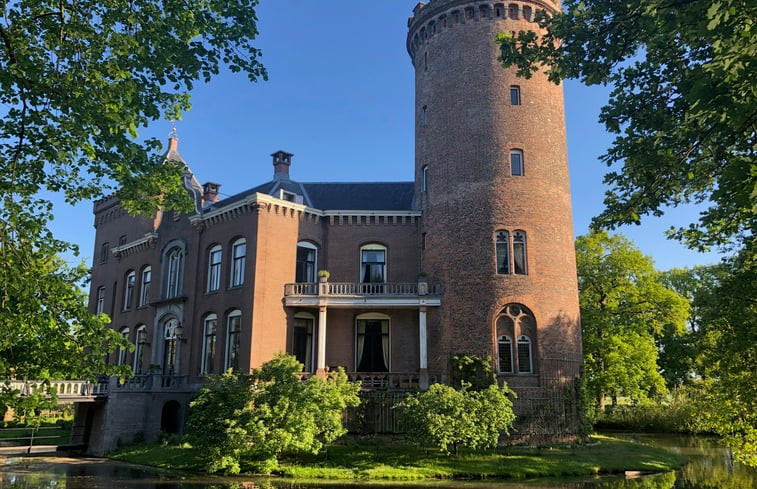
[397,383,516,455]
[186,354,360,474]
[450,354,496,391]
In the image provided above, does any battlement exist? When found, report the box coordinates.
[407,0,558,61]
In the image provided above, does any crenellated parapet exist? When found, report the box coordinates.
[407,0,557,62]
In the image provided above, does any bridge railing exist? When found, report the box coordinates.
[7,380,108,398]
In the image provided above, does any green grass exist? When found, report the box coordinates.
[110,434,685,481]
[0,420,73,446]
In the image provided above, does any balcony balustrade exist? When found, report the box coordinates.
[284,282,440,297]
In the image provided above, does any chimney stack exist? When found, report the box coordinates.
[202,182,220,205]
[271,150,293,181]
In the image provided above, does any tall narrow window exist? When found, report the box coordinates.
[296,242,317,283]
[163,319,178,376]
[508,3,519,19]
[510,149,524,176]
[134,325,147,374]
[100,242,109,264]
[356,315,390,372]
[123,271,136,310]
[510,86,521,105]
[117,327,129,365]
[202,314,217,375]
[165,247,184,298]
[496,231,510,274]
[421,165,428,192]
[497,335,513,373]
[96,286,106,314]
[522,6,532,20]
[360,244,386,283]
[207,245,222,292]
[293,315,314,372]
[517,335,533,373]
[139,267,151,307]
[230,239,246,287]
[513,231,528,275]
[424,51,428,71]
[421,106,427,127]
[225,311,242,371]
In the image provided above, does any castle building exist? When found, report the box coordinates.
[78,0,581,454]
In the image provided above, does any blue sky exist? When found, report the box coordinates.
[51,2,721,271]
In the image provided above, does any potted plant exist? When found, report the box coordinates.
[418,272,428,295]
[317,270,330,282]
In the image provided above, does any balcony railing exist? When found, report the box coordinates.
[284,282,440,297]
[297,371,442,390]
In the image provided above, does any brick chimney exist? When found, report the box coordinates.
[271,150,293,181]
[202,182,220,205]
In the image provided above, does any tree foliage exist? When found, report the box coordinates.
[576,231,689,409]
[449,354,496,391]
[497,0,756,251]
[0,0,266,405]
[186,354,361,474]
[397,383,516,456]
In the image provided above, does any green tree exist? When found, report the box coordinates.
[1,0,266,407]
[397,383,516,456]
[576,231,689,411]
[496,0,755,250]
[187,354,361,474]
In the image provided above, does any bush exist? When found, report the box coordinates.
[450,354,496,391]
[397,383,516,455]
[186,354,360,474]
[596,386,700,433]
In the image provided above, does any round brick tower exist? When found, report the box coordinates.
[408,0,582,397]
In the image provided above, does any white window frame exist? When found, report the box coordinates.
[96,286,106,314]
[201,314,218,375]
[296,241,318,283]
[510,85,521,105]
[123,271,136,310]
[139,267,151,307]
[513,230,528,275]
[225,310,242,371]
[230,239,246,287]
[165,247,184,298]
[510,149,524,176]
[207,245,222,292]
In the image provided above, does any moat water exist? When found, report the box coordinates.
[1,434,755,488]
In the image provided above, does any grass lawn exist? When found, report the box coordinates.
[0,421,72,446]
[109,434,685,481]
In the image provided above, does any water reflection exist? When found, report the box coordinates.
[1,435,755,489]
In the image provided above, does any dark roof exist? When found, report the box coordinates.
[206,180,415,212]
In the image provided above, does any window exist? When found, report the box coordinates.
[293,314,314,372]
[517,335,533,373]
[510,149,524,176]
[508,3,519,19]
[281,190,296,202]
[422,232,427,250]
[230,239,246,287]
[513,231,528,275]
[118,235,127,246]
[421,105,427,127]
[496,231,510,274]
[421,165,428,192]
[100,242,109,264]
[496,304,536,374]
[207,245,222,292]
[355,314,390,372]
[117,327,129,365]
[296,242,317,283]
[96,286,106,314]
[360,244,386,283]
[202,314,217,375]
[139,267,151,307]
[123,271,136,310]
[497,335,513,373]
[225,311,242,371]
[424,51,428,72]
[163,318,178,376]
[523,6,532,20]
[134,325,147,374]
[510,86,521,105]
[165,247,184,298]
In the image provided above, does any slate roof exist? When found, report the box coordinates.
[205,180,415,212]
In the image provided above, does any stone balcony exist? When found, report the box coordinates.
[283,281,441,308]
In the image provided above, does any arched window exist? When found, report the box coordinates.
[133,325,147,374]
[202,314,217,374]
[517,335,533,373]
[496,231,510,274]
[513,231,527,275]
[510,149,524,176]
[163,318,179,376]
[522,5,532,20]
[497,335,513,373]
[508,3,519,19]
[207,245,222,292]
[230,239,246,287]
[296,242,318,283]
[355,313,390,372]
[421,165,428,192]
[496,304,537,374]
[225,310,242,371]
[117,327,129,365]
[139,267,151,307]
[123,271,136,310]
[164,247,184,298]
[360,244,387,284]
[293,313,315,372]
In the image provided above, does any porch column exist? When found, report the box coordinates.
[316,305,328,377]
[419,307,429,390]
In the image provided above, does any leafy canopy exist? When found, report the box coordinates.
[497,0,756,251]
[186,354,361,474]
